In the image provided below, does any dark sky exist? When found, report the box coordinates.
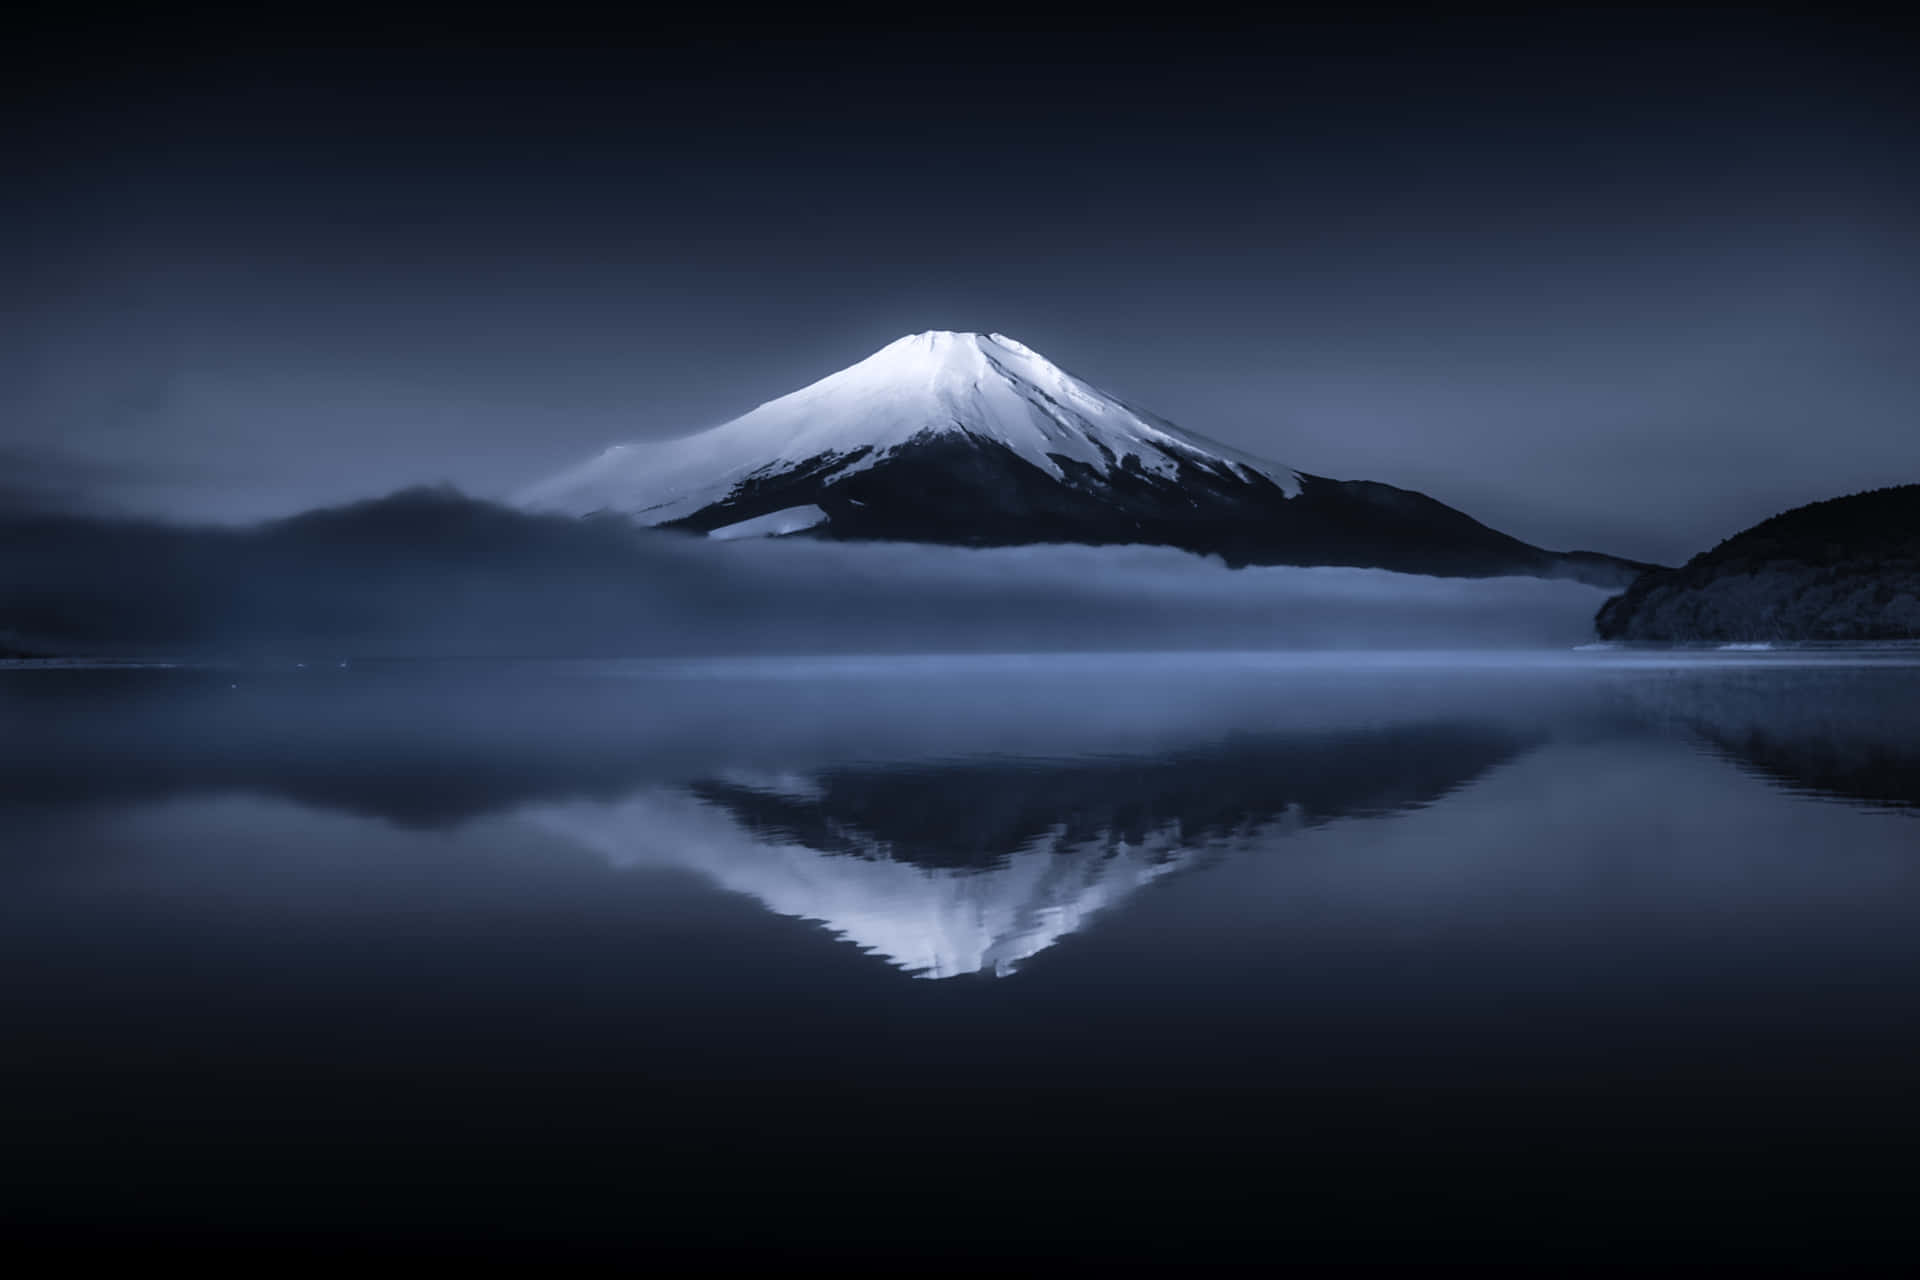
[8,6,1919,563]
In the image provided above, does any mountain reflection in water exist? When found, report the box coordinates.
[1613,662,1920,813]
[536,721,1528,977]
[6,652,1920,1263]
[6,655,1555,978]
[5,653,1916,980]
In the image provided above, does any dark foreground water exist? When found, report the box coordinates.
[4,652,1919,1266]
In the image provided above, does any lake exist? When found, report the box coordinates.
[4,652,1918,1264]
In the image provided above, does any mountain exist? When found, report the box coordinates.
[1595,484,1920,643]
[520,331,1653,586]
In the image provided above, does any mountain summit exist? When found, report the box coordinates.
[521,331,1652,586]
[520,330,1298,523]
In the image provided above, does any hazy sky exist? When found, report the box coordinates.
[8,9,1919,563]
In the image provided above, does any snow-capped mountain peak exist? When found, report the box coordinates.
[513,329,1654,587]
[518,330,1300,522]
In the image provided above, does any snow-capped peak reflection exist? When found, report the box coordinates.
[524,716,1536,978]
[530,787,1294,978]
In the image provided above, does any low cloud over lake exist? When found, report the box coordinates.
[1,489,1611,658]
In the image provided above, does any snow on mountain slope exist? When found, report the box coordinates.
[518,331,1301,522]
[707,504,829,540]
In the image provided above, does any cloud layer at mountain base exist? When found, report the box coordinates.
[0,490,1611,657]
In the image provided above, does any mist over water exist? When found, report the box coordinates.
[4,652,1920,1262]
[0,493,1612,656]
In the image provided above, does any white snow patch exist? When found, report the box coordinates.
[707,504,829,540]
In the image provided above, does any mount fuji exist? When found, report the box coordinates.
[520,331,1653,586]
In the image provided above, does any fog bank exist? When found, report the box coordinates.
[0,490,1610,657]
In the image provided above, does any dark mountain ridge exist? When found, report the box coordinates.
[660,429,1653,583]
[1596,484,1920,642]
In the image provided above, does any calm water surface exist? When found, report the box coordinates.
[4,653,1918,1264]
